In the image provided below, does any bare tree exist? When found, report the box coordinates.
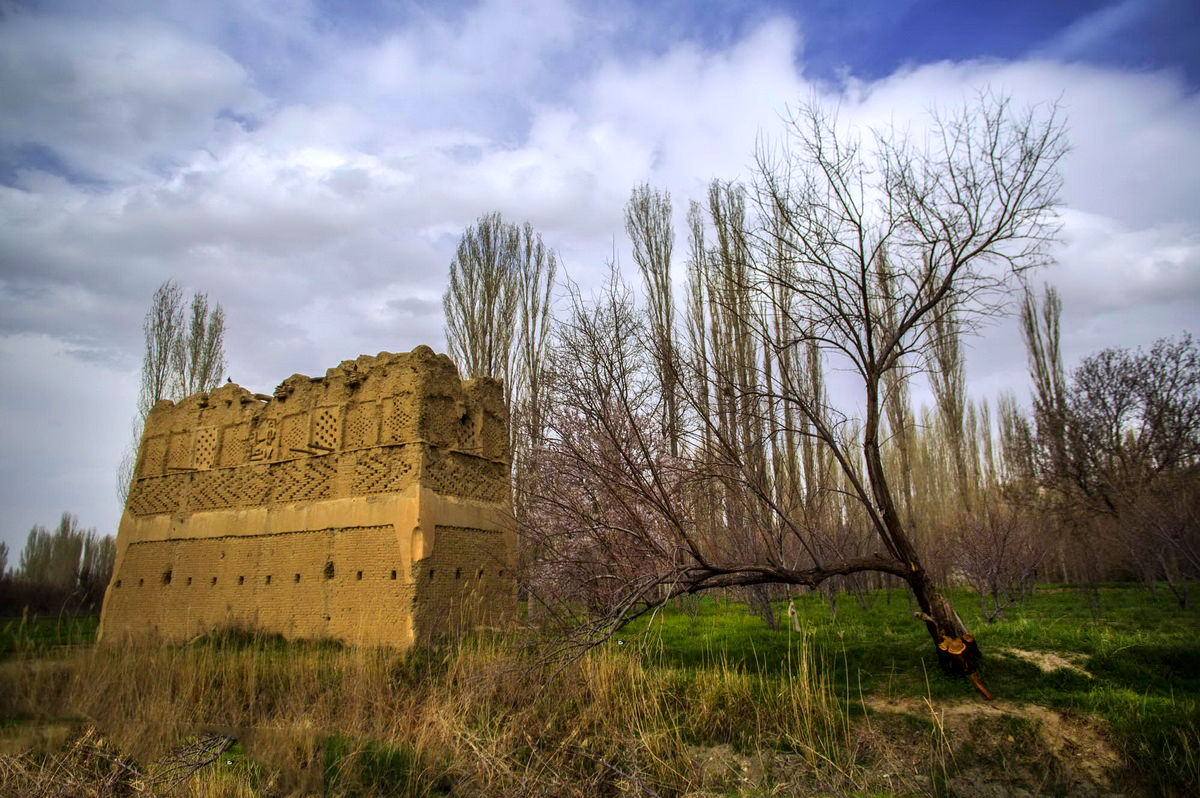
[443,212,558,435]
[1020,285,1069,496]
[120,280,185,503]
[927,303,972,511]
[626,184,680,456]
[749,93,1063,681]
[951,504,1047,622]
[444,213,558,600]
[444,212,521,390]
[119,280,228,503]
[138,280,185,421]
[18,513,87,591]
[1030,331,1200,604]
[527,93,1065,693]
[172,291,227,398]
[1028,329,1199,516]
[10,512,114,614]
[995,390,1036,490]
[513,221,559,451]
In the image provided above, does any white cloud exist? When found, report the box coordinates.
[0,14,261,181]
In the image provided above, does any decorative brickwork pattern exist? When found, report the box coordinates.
[352,446,417,495]
[424,450,509,503]
[190,467,243,511]
[193,427,218,470]
[167,432,191,471]
[343,401,378,449]
[270,456,336,503]
[127,472,188,516]
[382,393,416,442]
[140,436,167,478]
[280,412,308,457]
[100,347,514,649]
[311,407,340,451]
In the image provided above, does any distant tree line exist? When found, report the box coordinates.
[0,513,115,615]
[1014,288,1198,609]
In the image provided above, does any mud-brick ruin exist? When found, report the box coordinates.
[99,346,515,647]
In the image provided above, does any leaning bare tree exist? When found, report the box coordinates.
[526,93,1065,696]
[752,93,1063,685]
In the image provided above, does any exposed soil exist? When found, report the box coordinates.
[1003,646,1092,677]
[864,695,1126,796]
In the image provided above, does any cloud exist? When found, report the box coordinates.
[0,14,261,182]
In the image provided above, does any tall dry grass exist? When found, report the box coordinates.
[0,629,898,796]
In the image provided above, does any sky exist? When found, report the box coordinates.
[1,0,1198,555]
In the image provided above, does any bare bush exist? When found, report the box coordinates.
[950,505,1047,622]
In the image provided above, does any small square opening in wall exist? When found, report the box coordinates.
[138,578,144,587]
[324,561,335,579]
[294,573,301,583]
[211,577,217,585]
[238,575,245,585]
[356,571,363,581]
[186,577,192,586]
[390,570,397,580]
[455,568,461,580]
[115,580,122,588]
[428,568,435,578]
[161,570,172,585]
[265,575,272,585]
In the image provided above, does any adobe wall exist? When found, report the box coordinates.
[98,346,515,646]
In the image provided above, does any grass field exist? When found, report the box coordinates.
[0,584,1196,796]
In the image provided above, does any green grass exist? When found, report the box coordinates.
[0,614,97,659]
[619,584,1200,794]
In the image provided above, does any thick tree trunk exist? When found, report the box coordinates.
[906,568,991,698]
[863,379,991,697]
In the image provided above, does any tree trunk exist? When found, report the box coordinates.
[906,569,990,698]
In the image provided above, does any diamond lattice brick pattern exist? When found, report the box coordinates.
[312,407,341,451]
[193,427,218,470]
[281,413,308,456]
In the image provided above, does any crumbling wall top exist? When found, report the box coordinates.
[140,347,505,461]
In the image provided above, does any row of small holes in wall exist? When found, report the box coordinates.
[114,567,400,588]
[427,568,506,579]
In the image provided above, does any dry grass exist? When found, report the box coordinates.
[0,630,884,796]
